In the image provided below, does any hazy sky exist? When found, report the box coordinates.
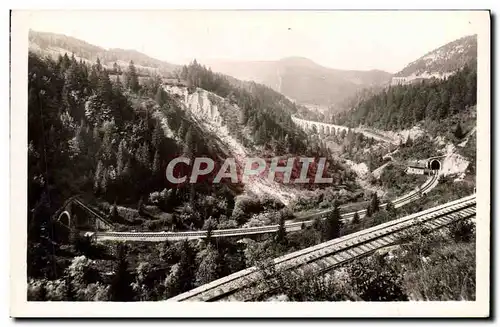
[26,10,483,73]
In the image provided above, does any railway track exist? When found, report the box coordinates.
[167,193,476,302]
[97,173,439,241]
[93,173,439,242]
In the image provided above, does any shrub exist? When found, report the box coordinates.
[217,218,238,230]
[448,219,475,243]
[347,255,408,301]
[145,218,172,231]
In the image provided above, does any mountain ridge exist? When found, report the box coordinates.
[393,34,477,81]
[202,57,392,108]
[29,30,179,75]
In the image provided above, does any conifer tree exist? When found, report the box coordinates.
[138,197,144,215]
[136,142,150,169]
[275,211,287,245]
[111,201,118,220]
[101,127,113,161]
[116,139,126,177]
[366,204,373,218]
[312,216,322,232]
[195,244,223,287]
[183,127,195,158]
[324,201,342,240]
[177,240,196,293]
[152,123,163,150]
[152,150,161,175]
[126,60,140,93]
[352,211,361,225]
[370,192,380,213]
[38,281,48,301]
[386,200,395,213]
[155,87,167,106]
[205,220,214,245]
[100,168,108,194]
[64,276,76,301]
[109,244,135,301]
[454,122,464,139]
[94,160,104,193]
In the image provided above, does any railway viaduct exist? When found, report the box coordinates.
[291,115,350,136]
[291,115,399,144]
[54,197,113,232]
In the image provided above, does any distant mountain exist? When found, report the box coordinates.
[392,34,477,84]
[333,35,478,131]
[202,57,392,108]
[28,30,179,76]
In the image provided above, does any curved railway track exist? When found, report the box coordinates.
[93,173,439,242]
[168,193,476,302]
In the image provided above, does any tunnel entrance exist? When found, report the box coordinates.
[430,159,441,170]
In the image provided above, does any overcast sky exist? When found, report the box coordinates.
[26,10,483,73]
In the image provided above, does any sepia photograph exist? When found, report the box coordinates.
[9,9,490,318]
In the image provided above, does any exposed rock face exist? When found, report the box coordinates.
[162,84,298,205]
[163,85,223,125]
[440,153,470,178]
[393,34,476,83]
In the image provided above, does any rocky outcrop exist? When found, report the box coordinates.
[162,84,298,205]
[440,153,470,178]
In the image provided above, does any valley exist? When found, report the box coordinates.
[26,29,478,304]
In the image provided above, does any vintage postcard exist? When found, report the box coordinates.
[10,9,490,317]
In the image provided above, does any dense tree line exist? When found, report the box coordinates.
[30,31,175,77]
[179,60,311,155]
[27,52,239,278]
[333,65,476,130]
[29,53,240,211]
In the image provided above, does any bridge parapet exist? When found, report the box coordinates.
[291,115,350,136]
[54,197,113,232]
[291,115,400,144]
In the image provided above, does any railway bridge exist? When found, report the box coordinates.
[291,115,350,136]
[91,173,439,242]
[53,197,113,232]
[291,115,399,144]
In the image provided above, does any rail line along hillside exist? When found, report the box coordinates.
[91,172,439,242]
[168,194,476,302]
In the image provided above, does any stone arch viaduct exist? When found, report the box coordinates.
[291,115,350,136]
[291,115,399,145]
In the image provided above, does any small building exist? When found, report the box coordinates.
[406,159,430,175]
[406,166,426,175]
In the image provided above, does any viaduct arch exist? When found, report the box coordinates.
[57,211,72,229]
[53,197,113,232]
[291,115,350,136]
[291,115,399,144]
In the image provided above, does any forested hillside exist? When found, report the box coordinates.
[28,51,354,241]
[29,30,178,76]
[27,52,359,297]
[28,53,244,243]
[395,34,476,78]
[178,60,310,153]
[333,65,476,130]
